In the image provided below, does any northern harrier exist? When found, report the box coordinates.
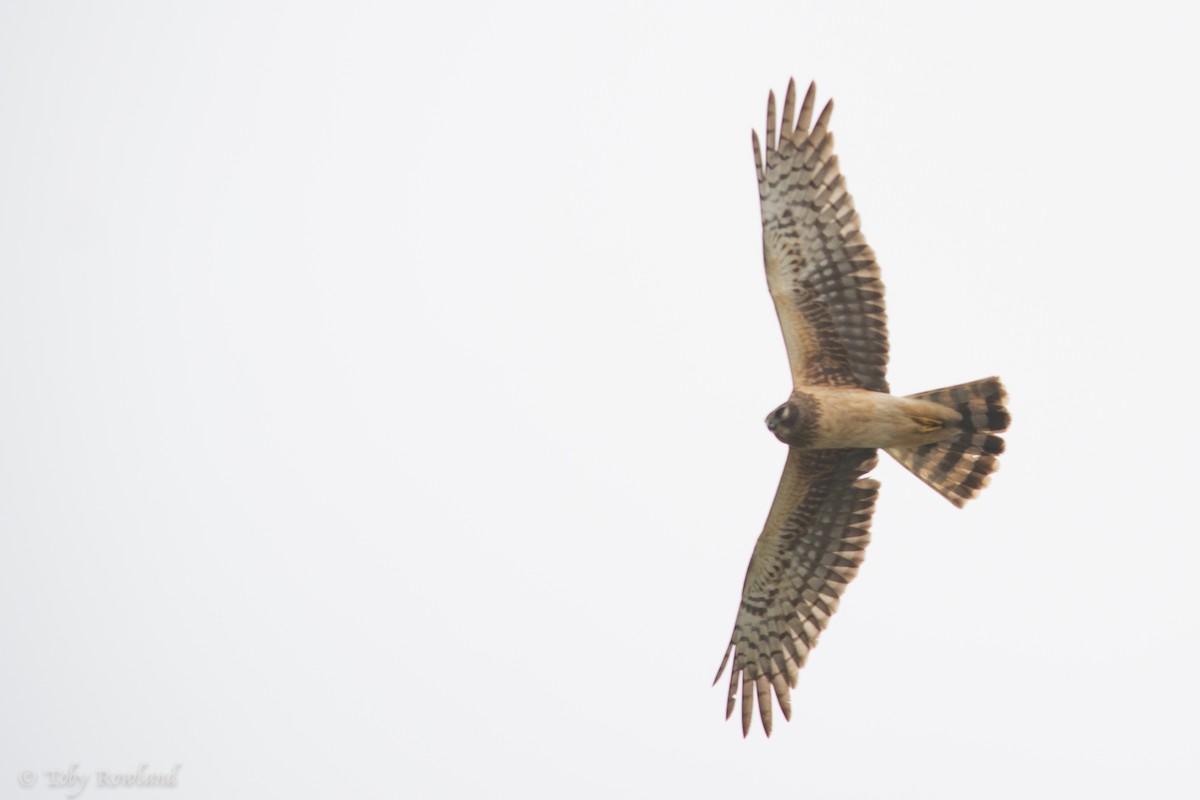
[714,80,1010,736]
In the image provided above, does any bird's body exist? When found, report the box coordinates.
[768,386,961,450]
[715,80,1010,736]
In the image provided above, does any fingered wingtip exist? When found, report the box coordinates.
[765,89,777,151]
[797,80,818,133]
[781,79,797,138]
[814,97,834,133]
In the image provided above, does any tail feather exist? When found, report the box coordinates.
[886,377,1009,508]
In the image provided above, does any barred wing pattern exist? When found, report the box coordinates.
[715,448,878,736]
[755,80,889,392]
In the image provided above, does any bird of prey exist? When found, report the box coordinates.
[714,80,1010,736]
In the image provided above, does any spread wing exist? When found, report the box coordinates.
[755,80,889,392]
[714,447,878,736]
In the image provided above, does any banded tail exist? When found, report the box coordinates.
[886,377,1010,508]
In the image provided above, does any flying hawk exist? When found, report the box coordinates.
[714,80,1010,736]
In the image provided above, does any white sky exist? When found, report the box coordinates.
[3,1,1199,797]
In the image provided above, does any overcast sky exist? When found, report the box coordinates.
[3,1,1199,798]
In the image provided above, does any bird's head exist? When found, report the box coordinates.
[764,395,817,446]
